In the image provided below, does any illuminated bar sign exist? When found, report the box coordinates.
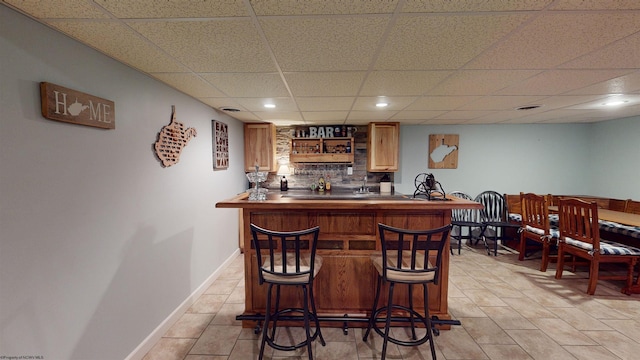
[40,82,115,129]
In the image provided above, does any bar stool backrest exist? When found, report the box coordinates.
[250,224,321,285]
[377,223,451,285]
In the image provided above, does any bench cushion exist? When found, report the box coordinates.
[563,237,640,256]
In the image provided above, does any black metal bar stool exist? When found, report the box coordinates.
[250,224,326,360]
[363,223,451,360]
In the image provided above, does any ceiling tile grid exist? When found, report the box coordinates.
[3,0,639,125]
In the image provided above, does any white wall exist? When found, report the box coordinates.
[1,6,246,360]
[396,121,639,200]
[589,116,640,200]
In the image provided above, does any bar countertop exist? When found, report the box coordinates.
[215,189,483,210]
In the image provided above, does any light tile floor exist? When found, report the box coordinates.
[143,245,640,359]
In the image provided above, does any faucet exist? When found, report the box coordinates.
[360,175,368,193]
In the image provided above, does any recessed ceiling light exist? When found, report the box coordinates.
[264,104,276,108]
[602,100,628,106]
[376,102,388,108]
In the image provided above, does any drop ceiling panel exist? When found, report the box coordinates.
[533,95,609,110]
[505,109,594,123]
[473,110,529,123]
[359,71,453,96]
[352,97,416,111]
[95,0,248,18]
[254,111,303,122]
[347,111,397,121]
[129,19,276,72]
[497,70,634,96]
[199,73,289,98]
[401,0,554,12]
[376,13,531,70]
[406,96,481,111]
[47,21,187,73]
[295,97,355,111]
[153,73,225,97]
[198,98,248,112]
[234,97,298,112]
[427,70,542,95]
[223,111,261,122]
[563,71,640,96]
[550,0,640,10]
[250,0,398,15]
[302,111,350,122]
[284,72,367,97]
[567,94,640,110]
[4,0,109,18]
[560,33,640,69]
[434,110,493,120]
[391,110,447,120]
[405,96,479,110]
[260,16,388,72]
[457,96,546,111]
[468,12,640,69]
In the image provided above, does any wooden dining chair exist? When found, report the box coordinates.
[518,192,558,272]
[555,198,640,295]
[626,200,640,215]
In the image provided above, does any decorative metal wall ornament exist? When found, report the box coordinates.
[153,106,197,167]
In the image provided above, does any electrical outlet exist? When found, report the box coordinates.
[347,166,353,175]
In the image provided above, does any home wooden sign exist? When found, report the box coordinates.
[40,82,115,129]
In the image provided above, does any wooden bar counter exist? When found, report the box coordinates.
[216,190,482,330]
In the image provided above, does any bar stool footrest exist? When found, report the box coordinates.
[370,304,433,347]
[264,308,323,351]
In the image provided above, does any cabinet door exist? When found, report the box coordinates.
[244,123,276,172]
[367,122,399,172]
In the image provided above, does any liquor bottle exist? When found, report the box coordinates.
[346,141,351,153]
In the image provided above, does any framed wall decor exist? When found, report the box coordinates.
[428,134,459,169]
[212,120,229,170]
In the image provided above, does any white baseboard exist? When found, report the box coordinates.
[124,248,241,360]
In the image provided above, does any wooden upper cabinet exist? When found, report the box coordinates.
[244,123,276,172]
[367,122,399,172]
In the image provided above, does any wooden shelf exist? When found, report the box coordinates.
[289,137,354,163]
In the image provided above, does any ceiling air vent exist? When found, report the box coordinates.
[221,107,240,112]
[515,105,542,111]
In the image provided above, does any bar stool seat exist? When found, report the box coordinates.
[250,224,325,360]
[364,223,451,360]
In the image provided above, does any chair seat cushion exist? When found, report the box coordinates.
[524,225,560,239]
[371,251,435,282]
[261,254,323,284]
[563,237,640,256]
